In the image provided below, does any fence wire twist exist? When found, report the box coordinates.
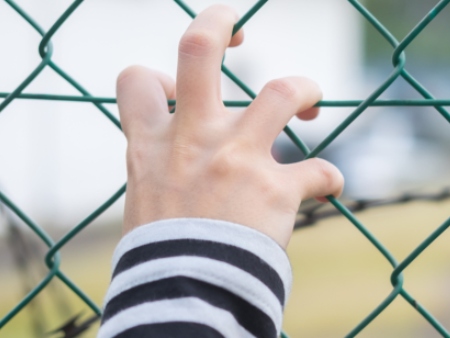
[0,0,449,337]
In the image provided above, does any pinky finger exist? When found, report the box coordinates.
[289,158,344,202]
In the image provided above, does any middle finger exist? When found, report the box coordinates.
[175,5,243,122]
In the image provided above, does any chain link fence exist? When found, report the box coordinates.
[0,0,449,337]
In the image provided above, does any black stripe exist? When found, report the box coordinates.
[114,322,224,338]
[103,276,276,338]
[113,239,284,304]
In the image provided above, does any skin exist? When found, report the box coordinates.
[116,5,344,249]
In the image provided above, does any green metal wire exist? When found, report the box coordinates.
[1,0,449,337]
[3,93,450,107]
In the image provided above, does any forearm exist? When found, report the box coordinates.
[98,218,292,338]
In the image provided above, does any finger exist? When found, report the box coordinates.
[241,77,322,149]
[297,106,320,121]
[287,158,344,201]
[117,65,175,141]
[229,30,244,47]
[176,4,243,118]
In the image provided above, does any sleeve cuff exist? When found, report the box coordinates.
[100,218,292,338]
[112,218,292,302]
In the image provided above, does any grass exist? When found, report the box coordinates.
[284,200,450,338]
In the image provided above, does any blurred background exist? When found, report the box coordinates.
[0,0,449,337]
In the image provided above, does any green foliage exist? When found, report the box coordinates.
[364,0,450,66]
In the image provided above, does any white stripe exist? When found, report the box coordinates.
[104,256,282,330]
[97,297,256,338]
[112,218,292,302]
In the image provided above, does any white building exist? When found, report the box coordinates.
[0,0,363,227]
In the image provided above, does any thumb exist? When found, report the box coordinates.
[288,158,344,202]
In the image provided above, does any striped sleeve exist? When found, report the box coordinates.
[97,218,292,338]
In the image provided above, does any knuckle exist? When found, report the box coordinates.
[208,4,237,17]
[171,140,200,164]
[312,158,343,192]
[295,76,322,100]
[256,168,294,211]
[117,65,145,88]
[179,31,217,57]
[308,79,323,99]
[208,4,239,23]
[209,145,241,177]
[265,78,299,101]
[208,141,253,179]
[259,172,285,202]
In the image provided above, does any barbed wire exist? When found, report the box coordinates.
[295,187,450,229]
[48,312,99,338]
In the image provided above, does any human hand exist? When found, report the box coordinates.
[117,5,344,249]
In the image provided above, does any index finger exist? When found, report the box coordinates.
[117,66,175,142]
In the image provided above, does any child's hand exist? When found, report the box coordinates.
[117,4,344,249]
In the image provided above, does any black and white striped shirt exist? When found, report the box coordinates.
[98,218,292,338]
